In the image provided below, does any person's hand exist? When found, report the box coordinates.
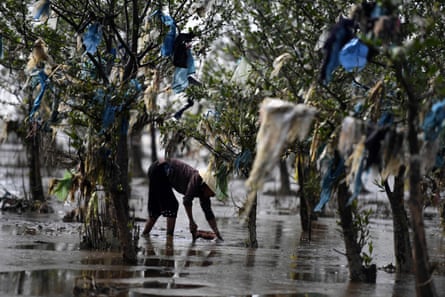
[190,222,198,241]
[215,231,224,241]
[189,221,198,234]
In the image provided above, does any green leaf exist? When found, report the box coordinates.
[49,171,73,201]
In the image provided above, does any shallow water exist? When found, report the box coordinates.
[1,142,444,297]
[0,197,444,297]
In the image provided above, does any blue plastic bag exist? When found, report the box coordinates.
[339,38,369,72]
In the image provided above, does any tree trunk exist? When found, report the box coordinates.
[245,194,258,248]
[299,187,310,232]
[279,159,291,195]
[26,88,44,202]
[150,122,158,162]
[384,165,413,273]
[397,61,437,297]
[147,69,160,163]
[129,113,148,177]
[26,132,44,201]
[296,154,311,237]
[109,114,137,264]
[129,134,144,177]
[337,180,375,282]
[408,157,437,296]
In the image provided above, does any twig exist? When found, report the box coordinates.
[333,248,347,256]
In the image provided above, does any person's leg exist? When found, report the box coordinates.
[160,189,179,236]
[147,161,179,237]
[142,215,159,236]
[162,196,179,236]
[166,217,176,236]
[144,161,162,237]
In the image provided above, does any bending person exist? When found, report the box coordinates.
[142,158,223,241]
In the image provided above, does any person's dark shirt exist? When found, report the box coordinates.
[165,158,215,220]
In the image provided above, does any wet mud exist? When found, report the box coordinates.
[0,194,444,297]
[0,142,444,297]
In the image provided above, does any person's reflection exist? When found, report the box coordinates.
[165,235,174,256]
[143,237,156,258]
[143,236,175,277]
[185,242,217,268]
[143,236,218,280]
[160,235,174,267]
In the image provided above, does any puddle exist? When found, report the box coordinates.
[0,202,444,297]
[0,143,444,296]
[142,280,205,289]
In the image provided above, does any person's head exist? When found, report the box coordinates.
[198,168,217,199]
[200,182,215,199]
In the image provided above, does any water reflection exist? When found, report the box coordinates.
[143,236,177,278]
[142,236,219,279]
[12,240,77,251]
[0,204,444,296]
[288,239,349,283]
[0,270,78,296]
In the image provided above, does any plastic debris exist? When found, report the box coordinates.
[83,23,102,55]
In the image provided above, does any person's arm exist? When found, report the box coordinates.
[207,217,223,240]
[200,198,223,240]
[183,173,202,235]
[183,202,197,234]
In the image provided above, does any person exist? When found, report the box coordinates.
[142,158,223,241]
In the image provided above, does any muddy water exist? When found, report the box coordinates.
[0,193,444,297]
[1,142,445,297]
